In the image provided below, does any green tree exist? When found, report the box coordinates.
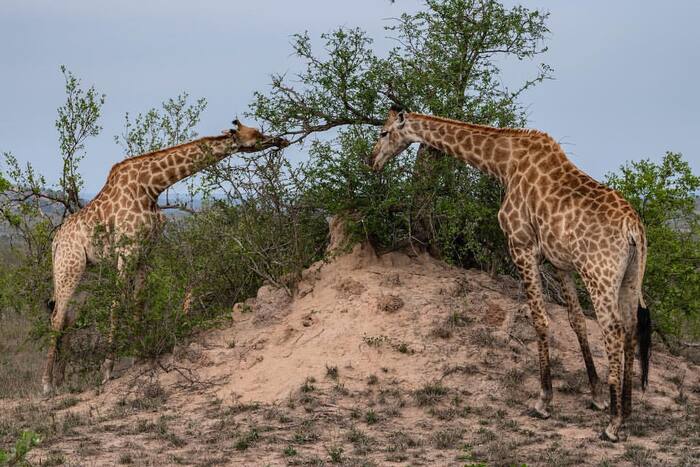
[0,67,105,334]
[55,65,105,214]
[606,152,700,342]
[250,0,551,271]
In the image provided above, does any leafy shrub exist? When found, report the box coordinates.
[0,430,41,465]
[73,186,326,366]
[251,0,551,274]
[606,152,700,341]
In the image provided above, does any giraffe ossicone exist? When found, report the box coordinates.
[42,120,288,396]
[370,107,652,442]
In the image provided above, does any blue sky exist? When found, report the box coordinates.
[1,0,698,193]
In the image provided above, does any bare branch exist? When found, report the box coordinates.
[158,203,196,215]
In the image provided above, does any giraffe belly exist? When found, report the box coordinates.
[539,242,572,269]
[537,224,575,270]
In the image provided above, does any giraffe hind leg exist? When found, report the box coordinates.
[583,272,625,442]
[622,333,636,417]
[100,310,117,384]
[618,247,643,418]
[101,255,145,384]
[599,322,625,442]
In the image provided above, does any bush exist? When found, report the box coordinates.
[606,152,700,341]
[73,180,327,366]
[302,127,510,272]
[0,430,41,465]
[251,0,551,274]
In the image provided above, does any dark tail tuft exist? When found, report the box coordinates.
[637,302,652,390]
[46,299,56,315]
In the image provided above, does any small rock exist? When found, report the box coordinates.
[297,282,314,298]
[334,278,367,297]
[439,277,470,297]
[232,302,244,315]
[380,272,401,287]
[377,294,404,313]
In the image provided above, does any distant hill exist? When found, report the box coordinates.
[0,192,212,235]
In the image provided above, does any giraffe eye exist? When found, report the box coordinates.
[380,131,388,138]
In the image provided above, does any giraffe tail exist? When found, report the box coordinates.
[628,219,651,391]
[637,302,652,390]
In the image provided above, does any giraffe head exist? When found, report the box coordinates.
[369,105,415,171]
[232,119,289,151]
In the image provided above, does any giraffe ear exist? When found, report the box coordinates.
[232,119,241,130]
[396,110,406,129]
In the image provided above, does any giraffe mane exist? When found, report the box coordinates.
[87,134,231,203]
[410,113,549,138]
[115,134,231,169]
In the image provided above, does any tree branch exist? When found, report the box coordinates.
[158,203,196,214]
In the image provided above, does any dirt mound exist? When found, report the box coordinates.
[6,241,700,466]
[199,241,508,405]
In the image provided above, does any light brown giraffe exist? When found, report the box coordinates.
[369,106,652,442]
[43,120,288,396]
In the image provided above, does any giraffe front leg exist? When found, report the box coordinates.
[555,269,607,411]
[42,324,62,397]
[512,247,553,419]
[43,299,74,395]
[530,304,553,419]
[44,248,85,396]
[101,304,117,384]
[52,334,70,389]
[53,306,78,388]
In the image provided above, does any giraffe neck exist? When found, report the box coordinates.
[133,135,237,196]
[405,113,531,186]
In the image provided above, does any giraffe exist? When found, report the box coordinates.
[42,120,288,396]
[369,106,652,442]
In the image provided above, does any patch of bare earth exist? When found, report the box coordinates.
[2,241,699,466]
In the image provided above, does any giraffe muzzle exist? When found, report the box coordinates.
[270,136,290,148]
[365,152,378,171]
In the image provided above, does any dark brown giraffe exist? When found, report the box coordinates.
[43,120,288,396]
[369,106,651,442]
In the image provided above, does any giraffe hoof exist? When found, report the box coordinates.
[599,429,619,443]
[100,359,114,384]
[589,399,608,411]
[526,407,550,419]
[41,384,54,399]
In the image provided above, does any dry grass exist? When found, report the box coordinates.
[0,312,44,399]
[2,354,698,466]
